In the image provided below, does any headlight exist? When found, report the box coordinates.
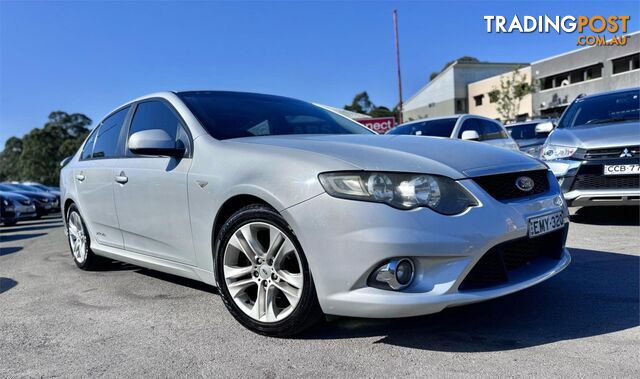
[39,197,49,203]
[318,171,477,214]
[522,145,543,158]
[2,199,9,206]
[541,144,577,161]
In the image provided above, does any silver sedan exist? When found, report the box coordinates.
[60,91,570,336]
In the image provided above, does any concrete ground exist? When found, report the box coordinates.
[1,207,639,377]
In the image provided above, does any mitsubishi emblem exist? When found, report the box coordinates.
[620,148,633,158]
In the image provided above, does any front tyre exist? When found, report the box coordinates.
[66,204,105,270]
[215,204,322,336]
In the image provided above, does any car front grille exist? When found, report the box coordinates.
[473,170,550,201]
[576,146,640,160]
[570,162,640,191]
[573,174,640,190]
[458,226,567,291]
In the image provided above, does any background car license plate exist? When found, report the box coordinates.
[528,211,563,237]
[604,164,640,175]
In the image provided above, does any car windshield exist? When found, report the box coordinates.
[177,91,374,140]
[386,118,457,137]
[557,89,640,128]
[507,123,538,140]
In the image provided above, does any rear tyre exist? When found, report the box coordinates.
[66,204,106,270]
[215,204,323,337]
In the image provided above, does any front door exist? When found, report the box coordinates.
[113,100,196,264]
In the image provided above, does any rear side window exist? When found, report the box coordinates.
[92,107,130,159]
[80,129,98,160]
[507,123,537,140]
[127,100,190,156]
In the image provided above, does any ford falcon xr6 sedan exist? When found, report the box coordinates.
[60,91,570,336]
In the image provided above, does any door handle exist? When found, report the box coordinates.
[115,172,128,184]
[75,174,85,182]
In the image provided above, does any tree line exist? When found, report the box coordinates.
[0,111,92,186]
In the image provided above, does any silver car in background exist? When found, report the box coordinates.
[60,91,569,336]
[387,114,520,152]
[542,88,640,207]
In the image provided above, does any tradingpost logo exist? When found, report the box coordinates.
[484,15,631,46]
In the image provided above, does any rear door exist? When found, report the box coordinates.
[113,100,196,264]
[73,107,130,248]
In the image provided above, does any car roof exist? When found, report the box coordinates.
[578,87,639,100]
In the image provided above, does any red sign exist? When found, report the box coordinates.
[357,117,395,134]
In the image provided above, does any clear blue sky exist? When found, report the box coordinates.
[1,0,638,144]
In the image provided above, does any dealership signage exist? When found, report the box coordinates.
[358,117,395,133]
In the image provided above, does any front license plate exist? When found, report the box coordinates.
[604,164,640,176]
[528,211,563,237]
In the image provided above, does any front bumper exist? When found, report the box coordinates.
[547,158,640,206]
[15,204,37,219]
[282,173,569,318]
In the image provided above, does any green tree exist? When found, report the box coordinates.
[344,92,398,122]
[0,137,23,182]
[0,111,92,185]
[344,91,375,115]
[491,68,535,122]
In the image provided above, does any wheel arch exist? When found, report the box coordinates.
[211,194,276,251]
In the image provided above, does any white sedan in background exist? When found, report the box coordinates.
[387,114,520,152]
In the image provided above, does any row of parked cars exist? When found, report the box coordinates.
[0,182,61,226]
[387,87,639,207]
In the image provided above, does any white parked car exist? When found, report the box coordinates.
[387,115,520,152]
[60,91,569,336]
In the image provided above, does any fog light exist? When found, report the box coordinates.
[370,258,415,290]
[395,259,413,285]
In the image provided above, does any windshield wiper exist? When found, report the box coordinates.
[584,117,637,125]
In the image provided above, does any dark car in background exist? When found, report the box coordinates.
[0,183,58,217]
[9,182,61,210]
[0,191,37,225]
[1,193,17,226]
[505,119,555,157]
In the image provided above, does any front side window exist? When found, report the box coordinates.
[127,100,191,156]
[387,118,457,137]
[177,91,373,140]
[557,89,640,128]
[92,107,129,159]
[480,120,508,140]
[459,118,507,141]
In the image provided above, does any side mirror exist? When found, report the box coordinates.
[60,156,72,167]
[128,129,185,157]
[535,121,554,135]
[461,130,480,141]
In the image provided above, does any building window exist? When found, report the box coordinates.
[539,63,603,90]
[473,94,484,106]
[612,53,640,74]
[488,90,499,103]
[456,99,466,113]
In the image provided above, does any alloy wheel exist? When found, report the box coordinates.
[68,211,88,263]
[223,222,304,323]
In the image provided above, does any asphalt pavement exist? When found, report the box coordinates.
[1,208,639,377]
